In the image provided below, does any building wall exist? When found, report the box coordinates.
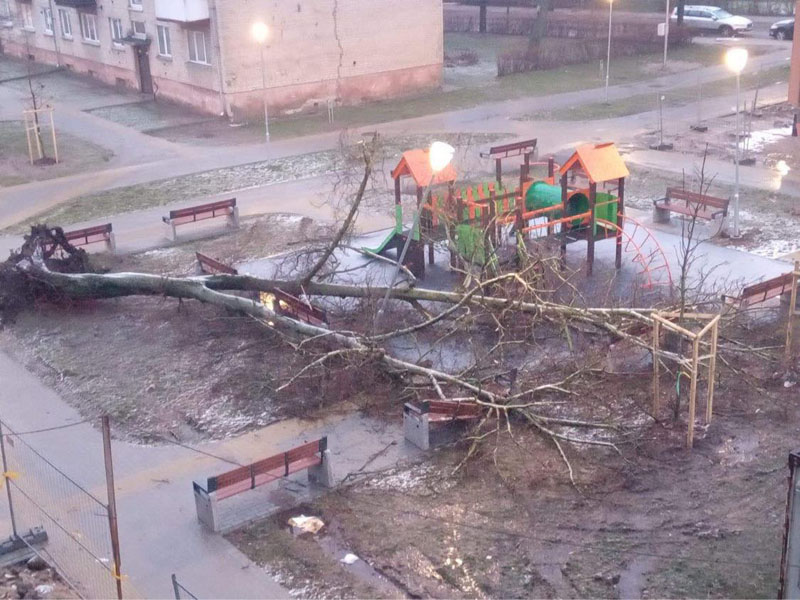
[0,0,223,112]
[0,0,443,117]
[215,0,444,118]
[790,0,800,107]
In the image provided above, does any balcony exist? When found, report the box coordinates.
[54,0,97,8]
[154,0,209,24]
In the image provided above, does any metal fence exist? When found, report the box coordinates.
[171,574,198,599]
[0,418,135,599]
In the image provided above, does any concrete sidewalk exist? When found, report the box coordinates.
[0,349,418,598]
[0,45,789,232]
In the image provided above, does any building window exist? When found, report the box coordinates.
[187,30,209,64]
[131,19,145,38]
[79,12,98,42]
[21,3,33,29]
[129,0,143,11]
[156,24,171,56]
[109,17,123,43]
[0,0,10,19]
[58,9,71,38]
[42,7,53,34]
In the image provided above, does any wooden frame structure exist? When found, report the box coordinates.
[652,311,720,449]
[785,262,800,363]
[22,107,58,165]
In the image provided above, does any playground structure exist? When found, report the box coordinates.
[367,139,672,290]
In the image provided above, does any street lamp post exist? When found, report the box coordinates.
[725,47,748,238]
[604,0,613,103]
[378,141,456,318]
[662,0,670,67]
[251,21,270,143]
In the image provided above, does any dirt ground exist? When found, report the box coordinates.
[623,104,800,260]
[640,101,798,172]
[0,560,77,599]
[0,121,114,188]
[227,314,798,599]
[0,213,391,443]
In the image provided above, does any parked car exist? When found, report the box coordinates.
[769,17,795,40]
[670,6,753,36]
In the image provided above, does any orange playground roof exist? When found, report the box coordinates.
[392,149,458,188]
[560,142,629,184]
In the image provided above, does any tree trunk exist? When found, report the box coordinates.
[527,0,552,53]
[479,0,488,33]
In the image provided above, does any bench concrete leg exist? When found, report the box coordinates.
[193,483,219,532]
[653,206,671,224]
[308,449,335,488]
[107,233,116,254]
[404,411,430,450]
[229,206,240,229]
[164,221,177,241]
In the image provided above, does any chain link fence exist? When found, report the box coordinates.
[0,419,136,599]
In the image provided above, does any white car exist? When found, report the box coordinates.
[670,6,753,36]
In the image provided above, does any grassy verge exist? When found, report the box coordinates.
[6,132,507,231]
[0,120,114,187]
[152,42,741,144]
[519,64,790,121]
[268,43,732,138]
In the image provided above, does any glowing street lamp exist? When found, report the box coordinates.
[725,47,748,238]
[251,21,270,143]
[379,141,456,316]
[604,0,613,103]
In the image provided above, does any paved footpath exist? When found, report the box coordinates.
[0,43,790,230]
[0,81,794,260]
[0,349,419,598]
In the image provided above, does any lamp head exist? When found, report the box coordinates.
[429,141,455,173]
[251,22,269,44]
[724,47,748,74]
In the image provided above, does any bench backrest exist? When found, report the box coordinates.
[64,223,113,240]
[739,272,794,305]
[261,289,329,326]
[196,252,238,275]
[205,437,326,495]
[422,400,483,417]
[666,187,729,210]
[170,198,236,220]
[484,138,538,158]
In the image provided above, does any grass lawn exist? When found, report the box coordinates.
[263,42,737,139]
[0,120,114,187]
[519,64,791,121]
[7,132,507,231]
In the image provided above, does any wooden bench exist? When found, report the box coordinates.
[45,223,115,254]
[196,252,238,275]
[192,437,333,532]
[653,187,729,224]
[260,289,329,327]
[723,272,795,308]
[163,198,239,241]
[403,399,484,450]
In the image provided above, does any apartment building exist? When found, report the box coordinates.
[0,0,444,118]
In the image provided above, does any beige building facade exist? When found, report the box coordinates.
[0,0,444,118]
